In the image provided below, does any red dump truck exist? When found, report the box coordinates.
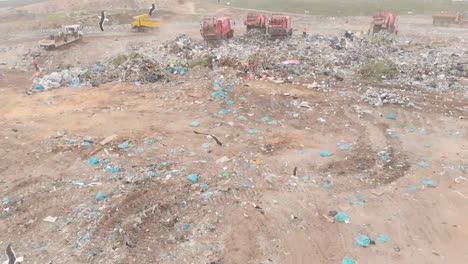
[244,12,267,31]
[267,14,292,37]
[200,17,234,40]
[370,12,398,34]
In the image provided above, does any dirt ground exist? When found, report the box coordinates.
[0,1,467,264]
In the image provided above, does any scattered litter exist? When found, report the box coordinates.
[407,185,417,191]
[293,167,298,176]
[190,121,201,127]
[193,131,223,146]
[320,151,332,157]
[338,144,352,150]
[187,173,199,183]
[387,113,396,120]
[454,176,467,184]
[416,161,429,168]
[238,115,248,121]
[317,117,327,123]
[248,129,258,135]
[216,156,230,164]
[377,234,390,244]
[321,182,332,191]
[144,139,154,145]
[421,178,436,187]
[100,134,117,145]
[423,144,431,148]
[108,167,120,173]
[43,216,58,223]
[95,192,107,202]
[370,189,385,196]
[334,212,350,223]
[2,197,13,204]
[355,233,372,247]
[342,257,355,264]
[87,157,99,166]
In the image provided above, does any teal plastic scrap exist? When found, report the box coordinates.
[239,97,247,102]
[419,129,428,135]
[423,144,431,148]
[201,183,210,190]
[87,156,99,166]
[187,173,199,183]
[387,113,396,120]
[334,212,350,223]
[355,233,371,247]
[342,257,355,264]
[389,131,400,138]
[267,120,278,126]
[421,178,436,187]
[320,151,332,157]
[416,161,429,168]
[95,192,107,202]
[135,148,144,153]
[407,185,417,191]
[321,182,332,191]
[262,116,271,122]
[377,234,390,244]
[339,144,352,150]
[33,84,45,91]
[248,129,258,135]
[144,139,153,145]
[190,121,201,127]
[238,115,248,121]
[2,197,13,204]
[108,167,120,173]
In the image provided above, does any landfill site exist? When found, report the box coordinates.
[0,0,467,263]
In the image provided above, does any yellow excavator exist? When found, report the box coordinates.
[131,14,161,31]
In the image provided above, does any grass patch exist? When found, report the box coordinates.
[360,60,398,81]
[112,54,128,66]
[199,0,462,16]
[47,13,66,19]
[191,55,215,68]
[78,9,89,15]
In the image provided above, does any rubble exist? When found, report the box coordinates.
[362,88,412,107]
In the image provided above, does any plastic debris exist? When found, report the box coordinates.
[416,161,429,168]
[87,157,99,166]
[201,183,210,190]
[355,233,372,247]
[216,156,230,164]
[144,139,154,145]
[342,257,355,264]
[334,212,350,223]
[2,197,13,204]
[370,189,385,196]
[321,182,332,191]
[108,167,120,173]
[387,113,396,120]
[455,176,467,184]
[320,151,332,157]
[421,178,436,187]
[187,173,199,183]
[238,115,248,121]
[407,185,417,191]
[95,192,107,202]
[377,234,390,244]
[190,121,201,127]
[248,129,258,135]
[261,116,271,122]
[100,134,117,145]
[43,216,58,223]
[339,144,352,150]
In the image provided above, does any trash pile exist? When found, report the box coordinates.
[361,87,413,107]
[31,53,166,91]
[31,32,467,92]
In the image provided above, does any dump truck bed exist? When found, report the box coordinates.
[131,14,161,28]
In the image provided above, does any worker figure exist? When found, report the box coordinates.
[302,27,308,38]
[32,55,40,72]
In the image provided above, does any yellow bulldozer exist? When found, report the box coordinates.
[131,14,161,31]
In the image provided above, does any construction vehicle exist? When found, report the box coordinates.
[39,25,83,50]
[131,14,162,31]
[200,17,234,40]
[244,12,267,31]
[432,12,468,26]
[370,12,398,34]
[267,14,292,37]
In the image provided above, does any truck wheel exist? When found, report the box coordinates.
[228,30,234,38]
